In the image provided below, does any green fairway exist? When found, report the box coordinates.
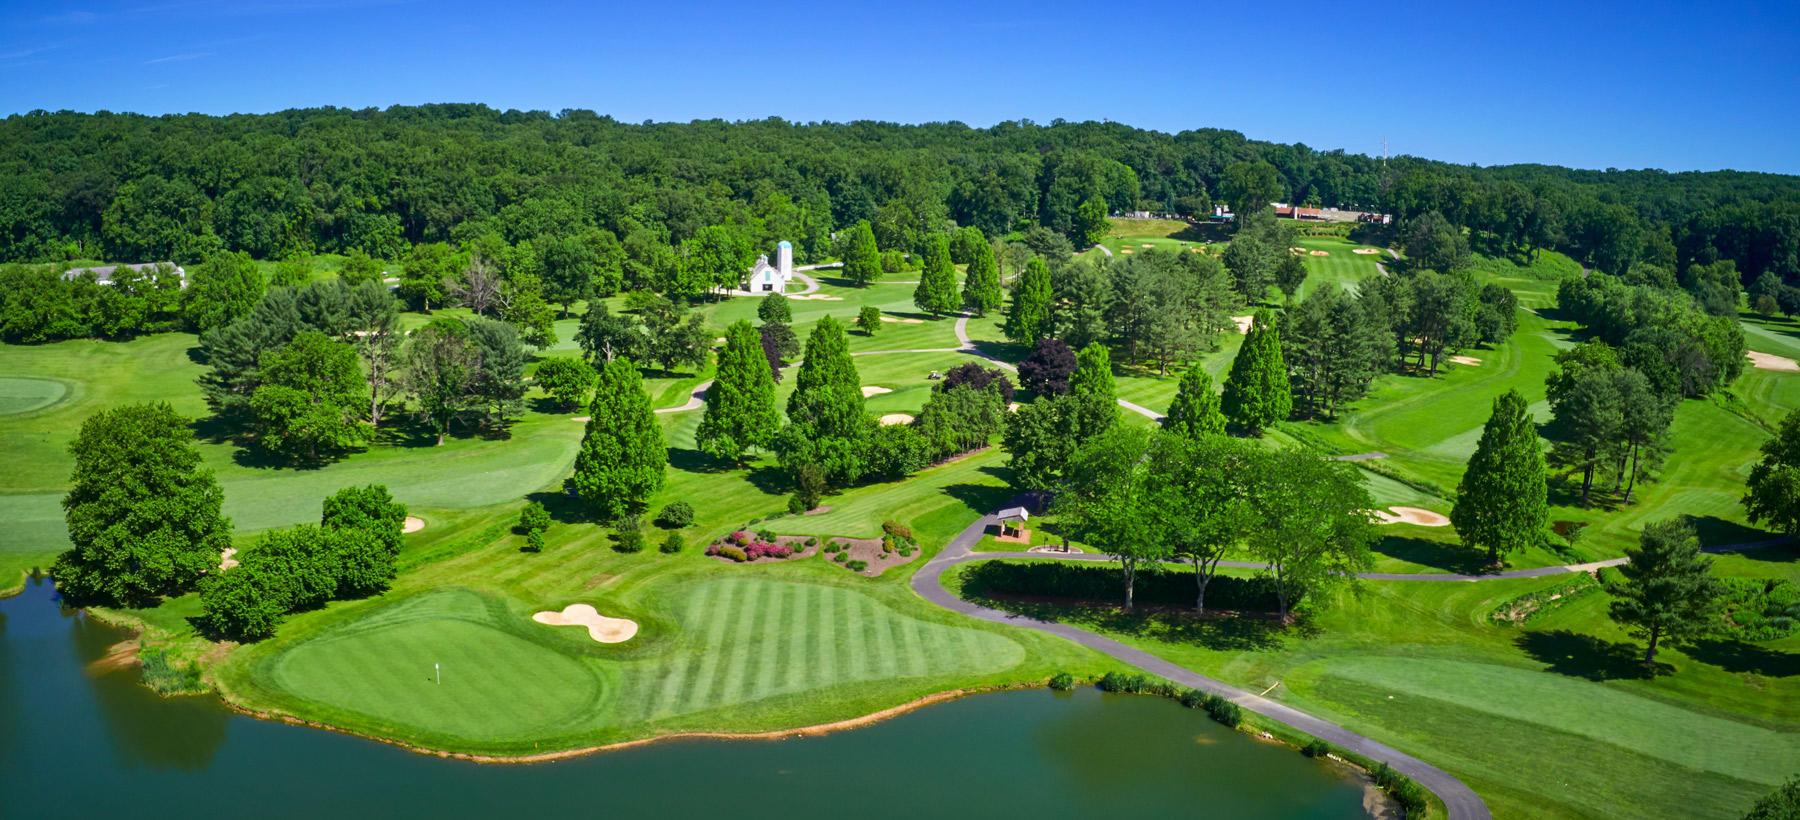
[954,555,1800,820]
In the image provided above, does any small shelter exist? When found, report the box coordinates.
[61,262,187,288]
[995,506,1030,539]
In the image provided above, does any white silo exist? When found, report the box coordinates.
[777,240,793,278]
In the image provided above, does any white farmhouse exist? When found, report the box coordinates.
[745,240,794,293]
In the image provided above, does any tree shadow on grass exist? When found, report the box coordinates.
[1373,535,1490,575]
[525,487,587,526]
[743,464,791,497]
[942,482,1018,518]
[1685,639,1800,677]
[1688,516,1789,558]
[1515,629,1667,680]
[971,593,1288,652]
[667,446,726,474]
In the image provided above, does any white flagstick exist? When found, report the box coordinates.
[435,662,440,685]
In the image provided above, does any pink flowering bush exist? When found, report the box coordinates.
[744,542,791,560]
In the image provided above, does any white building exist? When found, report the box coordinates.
[745,240,794,293]
[62,262,188,288]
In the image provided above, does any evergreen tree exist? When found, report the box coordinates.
[1004,256,1053,345]
[1451,390,1548,566]
[841,219,881,286]
[1163,365,1226,439]
[913,233,960,317]
[53,403,233,606]
[961,235,1002,316]
[1220,309,1292,435]
[1068,342,1119,440]
[1275,251,1308,302]
[571,357,666,521]
[697,320,780,464]
[777,316,870,489]
[1608,518,1723,665]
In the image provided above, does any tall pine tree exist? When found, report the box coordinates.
[571,357,665,521]
[1163,365,1226,439]
[841,220,881,287]
[1220,309,1292,435]
[1004,256,1052,345]
[777,316,870,488]
[961,235,1002,316]
[1608,518,1722,664]
[1450,389,1548,566]
[914,233,961,317]
[697,320,779,464]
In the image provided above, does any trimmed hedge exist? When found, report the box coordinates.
[963,560,1293,612]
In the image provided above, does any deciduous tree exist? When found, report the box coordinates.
[53,403,233,606]
[1163,365,1226,439]
[1745,409,1800,537]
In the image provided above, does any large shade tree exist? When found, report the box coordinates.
[53,403,233,606]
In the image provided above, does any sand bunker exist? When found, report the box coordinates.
[1140,243,1155,248]
[1309,250,1330,256]
[878,413,914,425]
[1374,507,1450,527]
[1352,248,1381,255]
[1290,247,1306,254]
[1747,351,1800,373]
[880,316,924,324]
[1232,315,1255,334]
[1007,401,1021,412]
[219,548,238,571]
[861,385,892,397]
[571,416,591,422]
[402,516,426,534]
[1449,355,1482,367]
[532,603,639,644]
[1119,248,1134,254]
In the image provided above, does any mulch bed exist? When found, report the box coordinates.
[820,536,920,578]
[705,534,819,565]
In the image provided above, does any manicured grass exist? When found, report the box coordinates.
[1293,235,1386,299]
[953,557,1800,820]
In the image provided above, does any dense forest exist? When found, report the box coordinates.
[0,105,1796,286]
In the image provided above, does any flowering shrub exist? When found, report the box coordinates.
[728,530,754,546]
[744,542,792,561]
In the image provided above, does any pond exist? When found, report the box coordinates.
[0,577,1373,818]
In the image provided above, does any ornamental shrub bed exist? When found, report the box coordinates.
[962,561,1291,613]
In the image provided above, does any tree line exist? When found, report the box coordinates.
[2,105,1794,296]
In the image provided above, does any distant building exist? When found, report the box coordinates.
[745,240,794,293]
[61,262,187,288]
[1273,204,1326,221]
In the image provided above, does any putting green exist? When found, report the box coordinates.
[253,577,1025,749]
[264,589,604,741]
[0,377,68,416]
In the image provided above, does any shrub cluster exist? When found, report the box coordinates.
[1302,739,1331,758]
[963,561,1291,612]
[1370,762,1429,815]
[1174,687,1243,727]
[1048,672,1076,691]
[845,559,868,572]
[138,645,203,694]
[199,485,406,641]
[1719,578,1799,641]
[705,538,791,561]
[654,501,694,529]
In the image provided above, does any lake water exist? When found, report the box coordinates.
[0,576,1370,818]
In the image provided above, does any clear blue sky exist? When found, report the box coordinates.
[3,0,1797,174]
